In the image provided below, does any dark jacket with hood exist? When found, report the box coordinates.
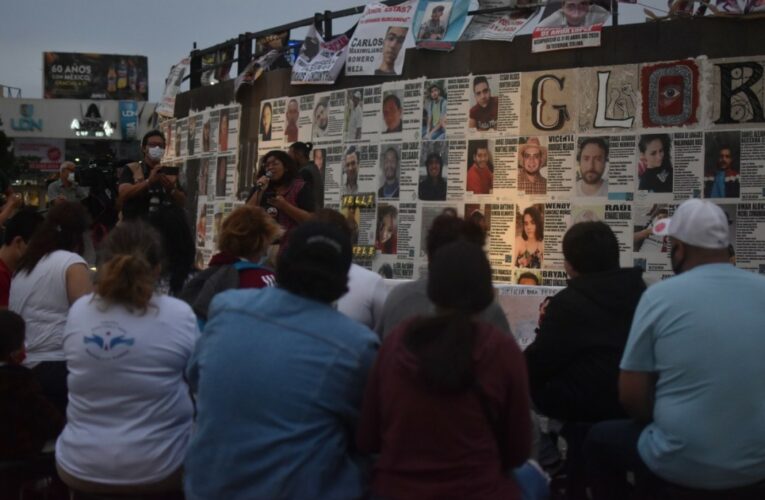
[524,267,646,422]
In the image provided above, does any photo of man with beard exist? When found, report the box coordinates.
[575,137,609,197]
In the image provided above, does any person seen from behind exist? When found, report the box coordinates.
[314,208,389,330]
[0,310,64,460]
[376,213,510,337]
[524,221,646,499]
[9,202,93,414]
[55,221,197,497]
[179,205,280,324]
[357,240,548,500]
[585,199,765,499]
[184,221,379,499]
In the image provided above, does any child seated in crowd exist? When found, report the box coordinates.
[0,310,64,460]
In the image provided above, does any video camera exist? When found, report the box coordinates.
[75,156,120,232]
[75,157,116,188]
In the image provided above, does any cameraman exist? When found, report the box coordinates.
[47,162,89,206]
[118,130,193,295]
[117,130,186,221]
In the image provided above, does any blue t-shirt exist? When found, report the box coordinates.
[621,263,765,489]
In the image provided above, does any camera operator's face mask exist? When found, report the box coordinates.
[147,146,165,161]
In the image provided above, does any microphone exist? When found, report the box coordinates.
[253,170,272,192]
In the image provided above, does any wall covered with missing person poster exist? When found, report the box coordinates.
[158,103,243,270]
[178,52,765,286]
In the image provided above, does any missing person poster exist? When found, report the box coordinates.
[190,54,765,284]
[412,0,471,51]
[346,0,418,76]
[531,0,611,53]
[291,25,351,85]
[461,0,537,42]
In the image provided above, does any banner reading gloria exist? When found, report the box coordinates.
[531,0,611,53]
[291,25,351,85]
[43,52,148,100]
[346,0,417,77]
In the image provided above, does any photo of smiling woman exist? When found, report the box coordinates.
[514,204,544,269]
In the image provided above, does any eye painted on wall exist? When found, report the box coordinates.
[642,62,698,127]
[657,75,684,116]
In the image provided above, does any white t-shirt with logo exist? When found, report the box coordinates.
[56,293,199,485]
[9,250,87,365]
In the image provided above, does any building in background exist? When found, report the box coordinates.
[0,52,156,206]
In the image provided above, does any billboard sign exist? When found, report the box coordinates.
[43,52,149,100]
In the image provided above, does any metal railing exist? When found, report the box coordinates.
[185,0,568,90]
[0,85,22,98]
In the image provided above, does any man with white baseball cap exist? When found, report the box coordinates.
[585,198,765,498]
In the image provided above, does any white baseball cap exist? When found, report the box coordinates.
[652,199,729,249]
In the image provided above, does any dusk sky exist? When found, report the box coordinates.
[0,0,661,101]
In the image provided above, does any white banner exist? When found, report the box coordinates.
[461,1,537,42]
[291,26,350,85]
[156,58,189,117]
[345,0,417,77]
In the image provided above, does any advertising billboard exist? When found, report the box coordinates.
[43,52,149,100]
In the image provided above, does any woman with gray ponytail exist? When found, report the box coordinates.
[55,221,198,497]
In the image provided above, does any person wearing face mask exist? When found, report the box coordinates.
[118,130,186,221]
[118,130,193,295]
[584,200,765,499]
[47,161,89,206]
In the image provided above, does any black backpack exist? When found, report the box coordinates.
[179,261,266,322]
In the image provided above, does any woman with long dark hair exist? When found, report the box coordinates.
[260,102,273,141]
[358,240,546,500]
[515,205,544,269]
[246,150,315,248]
[9,201,92,413]
[638,134,673,193]
[56,221,197,497]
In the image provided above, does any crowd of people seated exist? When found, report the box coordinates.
[2,143,765,500]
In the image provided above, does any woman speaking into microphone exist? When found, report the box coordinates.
[247,150,316,250]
